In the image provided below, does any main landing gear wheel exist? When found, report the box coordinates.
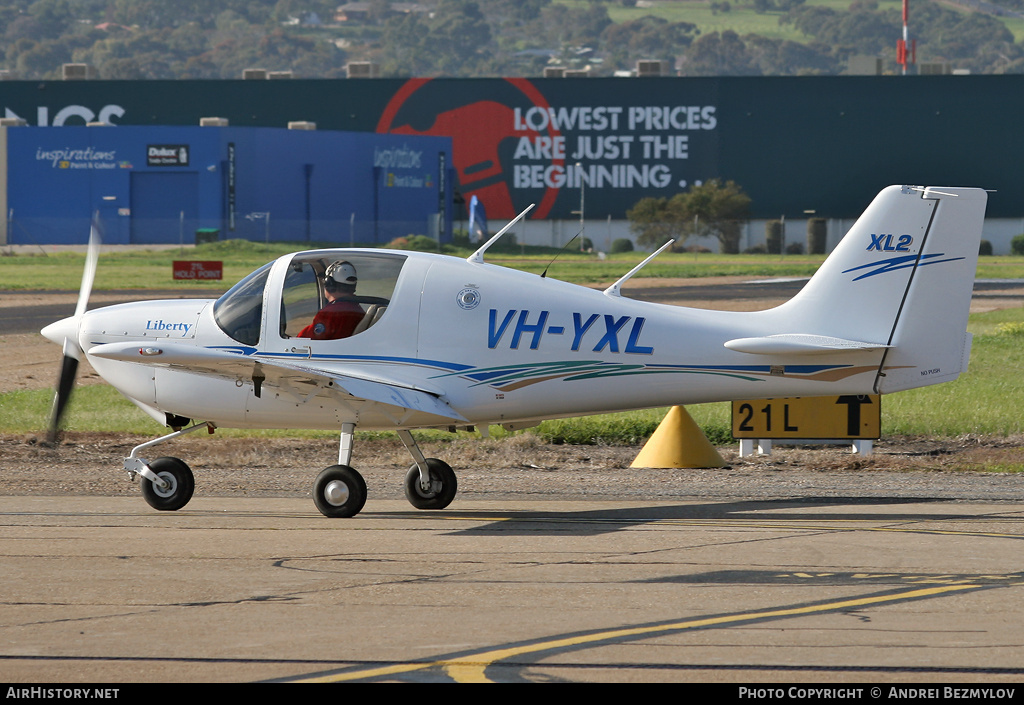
[313,464,367,518]
[140,457,195,511]
[404,458,458,510]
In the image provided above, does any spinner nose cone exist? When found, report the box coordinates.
[41,316,79,346]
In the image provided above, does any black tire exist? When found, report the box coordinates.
[140,457,195,511]
[313,465,367,518]
[404,458,457,510]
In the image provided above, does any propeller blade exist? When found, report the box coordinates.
[47,340,80,444]
[75,223,100,319]
[46,222,100,444]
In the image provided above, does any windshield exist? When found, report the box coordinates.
[213,262,272,346]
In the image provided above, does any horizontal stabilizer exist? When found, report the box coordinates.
[87,342,466,422]
[724,334,890,356]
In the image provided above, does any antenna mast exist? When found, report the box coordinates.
[897,0,915,75]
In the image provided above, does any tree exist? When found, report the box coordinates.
[680,179,751,254]
[602,16,698,69]
[538,2,612,46]
[379,0,494,77]
[627,180,751,254]
[679,31,760,76]
[744,35,837,75]
[427,0,494,76]
[627,196,688,249]
[479,0,550,22]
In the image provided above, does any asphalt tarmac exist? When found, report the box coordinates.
[5,278,1024,685]
[3,495,1024,684]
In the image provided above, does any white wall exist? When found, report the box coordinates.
[511,217,1024,255]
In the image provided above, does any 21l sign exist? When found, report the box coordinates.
[731,395,880,440]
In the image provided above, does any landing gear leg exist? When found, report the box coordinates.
[398,429,457,510]
[312,423,367,518]
[124,421,213,511]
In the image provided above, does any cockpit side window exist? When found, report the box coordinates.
[213,262,271,346]
[281,252,406,341]
[280,261,322,338]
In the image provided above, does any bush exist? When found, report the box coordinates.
[765,219,783,254]
[611,238,634,253]
[995,322,1024,337]
[807,218,827,255]
[1011,234,1024,256]
[979,240,993,256]
[786,241,805,255]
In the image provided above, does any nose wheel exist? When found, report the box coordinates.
[140,456,195,511]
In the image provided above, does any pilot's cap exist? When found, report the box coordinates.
[325,260,357,287]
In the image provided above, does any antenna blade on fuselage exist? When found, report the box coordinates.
[466,203,535,264]
[604,238,676,298]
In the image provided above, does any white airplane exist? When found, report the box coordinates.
[42,185,987,518]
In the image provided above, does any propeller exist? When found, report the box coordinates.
[45,223,100,444]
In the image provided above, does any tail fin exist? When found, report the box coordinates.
[766,185,988,393]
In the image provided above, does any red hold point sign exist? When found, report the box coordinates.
[173,260,223,280]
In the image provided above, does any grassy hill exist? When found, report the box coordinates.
[557,0,1024,46]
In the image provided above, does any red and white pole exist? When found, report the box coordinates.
[897,0,915,75]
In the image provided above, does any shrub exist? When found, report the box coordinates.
[611,238,634,253]
[765,219,783,254]
[979,240,993,256]
[1011,234,1024,256]
[807,218,827,254]
[995,322,1024,337]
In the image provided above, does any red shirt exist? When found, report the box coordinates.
[297,299,365,340]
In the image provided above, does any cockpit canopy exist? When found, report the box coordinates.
[213,251,407,346]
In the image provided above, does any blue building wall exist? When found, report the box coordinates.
[3,125,452,245]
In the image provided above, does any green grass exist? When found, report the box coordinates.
[0,241,307,291]
[5,240,1024,290]
[881,314,1024,436]
[1006,16,1024,43]
[556,0,1024,45]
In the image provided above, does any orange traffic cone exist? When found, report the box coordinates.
[630,406,726,469]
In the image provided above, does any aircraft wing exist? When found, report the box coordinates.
[87,341,467,422]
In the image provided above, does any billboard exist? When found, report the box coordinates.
[2,75,1021,221]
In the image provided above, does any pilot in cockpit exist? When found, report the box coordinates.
[296,260,365,340]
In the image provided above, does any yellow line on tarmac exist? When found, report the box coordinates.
[297,583,980,683]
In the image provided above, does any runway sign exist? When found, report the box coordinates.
[731,395,880,440]
[173,260,223,280]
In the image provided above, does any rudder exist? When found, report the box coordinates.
[872,187,988,392]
